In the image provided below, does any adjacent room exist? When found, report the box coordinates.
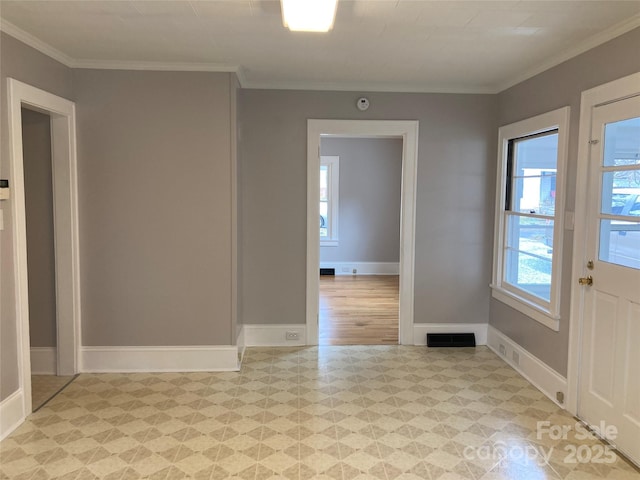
[319,136,402,345]
[0,1,639,478]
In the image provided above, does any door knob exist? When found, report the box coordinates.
[578,276,593,286]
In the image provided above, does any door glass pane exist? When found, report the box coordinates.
[599,220,640,269]
[504,215,553,301]
[601,172,640,216]
[603,116,640,167]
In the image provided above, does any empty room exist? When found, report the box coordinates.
[0,1,639,479]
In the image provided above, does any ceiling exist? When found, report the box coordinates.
[1,0,639,93]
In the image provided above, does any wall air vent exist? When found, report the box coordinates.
[427,333,476,347]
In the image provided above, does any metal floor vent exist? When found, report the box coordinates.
[427,333,476,347]
[320,268,335,276]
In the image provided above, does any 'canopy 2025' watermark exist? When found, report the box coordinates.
[463,420,618,466]
[537,420,618,464]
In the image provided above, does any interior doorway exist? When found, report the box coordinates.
[21,108,76,411]
[306,120,419,345]
[318,137,402,345]
[7,79,81,417]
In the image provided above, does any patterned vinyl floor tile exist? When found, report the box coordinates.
[1,346,638,479]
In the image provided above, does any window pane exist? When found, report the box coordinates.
[601,172,640,217]
[512,172,556,215]
[511,133,558,215]
[320,165,328,201]
[320,201,328,237]
[505,215,554,252]
[599,219,640,270]
[504,215,553,301]
[603,116,640,167]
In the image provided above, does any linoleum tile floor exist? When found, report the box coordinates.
[31,376,77,413]
[1,346,638,479]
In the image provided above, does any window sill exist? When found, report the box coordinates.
[321,240,339,247]
[490,285,560,332]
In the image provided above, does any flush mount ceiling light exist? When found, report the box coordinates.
[281,0,338,32]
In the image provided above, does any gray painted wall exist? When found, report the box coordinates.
[74,69,236,347]
[0,32,73,401]
[319,137,402,263]
[490,27,640,376]
[22,108,57,349]
[231,75,242,344]
[239,90,497,325]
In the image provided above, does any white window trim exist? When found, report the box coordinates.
[491,106,570,332]
[320,155,339,247]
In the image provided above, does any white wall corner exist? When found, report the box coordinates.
[242,324,306,347]
[486,325,567,408]
[319,262,400,275]
[413,323,488,346]
[0,389,26,441]
[30,347,57,375]
[80,346,240,373]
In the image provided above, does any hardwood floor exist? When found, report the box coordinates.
[319,275,399,345]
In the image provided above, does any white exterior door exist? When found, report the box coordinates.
[578,94,640,464]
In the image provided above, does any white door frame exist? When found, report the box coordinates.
[566,72,640,414]
[306,120,419,345]
[7,78,81,416]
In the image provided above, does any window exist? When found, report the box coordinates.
[492,107,569,331]
[320,156,339,246]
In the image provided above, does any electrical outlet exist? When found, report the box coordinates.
[499,344,506,356]
[512,350,520,365]
[285,331,299,340]
[352,268,357,275]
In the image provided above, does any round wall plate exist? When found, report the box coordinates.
[357,97,370,111]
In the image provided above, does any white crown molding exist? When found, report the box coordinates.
[2,12,639,94]
[495,13,640,93]
[234,66,248,87]
[241,80,496,95]
[0,19,244,79]
[0,19,75,67]
[73,59,242,74]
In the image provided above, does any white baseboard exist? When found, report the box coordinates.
[80,346,240,373]
[242,324,306,347]
[413,323,488,346]
[0,389,25,441]
[487,325,567,408]
[320,262,399,275]
[30,347,57,375]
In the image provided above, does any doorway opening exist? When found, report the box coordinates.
[307,120,419,345]
[318,137,402,345]
[21,108,76,411]
[7,79,81,418]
